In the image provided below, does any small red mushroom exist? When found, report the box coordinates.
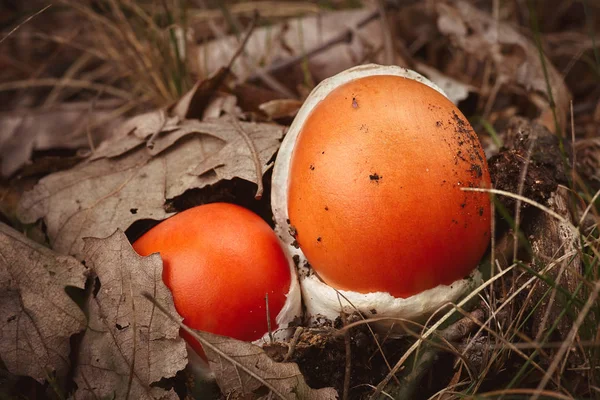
[132,202,300,356]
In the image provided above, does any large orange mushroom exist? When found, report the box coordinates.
[271,64,491,323]
[132,203,301,355]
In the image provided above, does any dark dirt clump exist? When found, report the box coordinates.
[264,319,412,399]
[488,118,569,215]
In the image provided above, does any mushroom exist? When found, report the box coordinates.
[132,202,301,356]
[271,64,491,326]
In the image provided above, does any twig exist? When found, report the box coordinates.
[570,101,575,185]
[126,271,136,400]
[228,117,264,199]
[265,293,273,344]
[141,291,289,400]
[247,9,381,82]
[0,4,52,45]
[337,293,351,400]
[512,136,537,262]
[195,0,294,98]
[441,309,485,341]
[226,11,259,71]
[283,327,304,362]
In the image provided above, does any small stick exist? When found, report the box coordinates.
[265,293,273,344]
[0,4,52,45]
[195,0,294,98]
[226,11,259,71]
[337,293,351,400]
[570,100,575,185]
[283,327,304,362]
[512,136,537,262]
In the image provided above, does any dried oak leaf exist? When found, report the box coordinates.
[0,103,121,177]
[0,222,86,382]
[73,230,186,400]
[437,1,571,133]
[17,116,284,260]
[89,109,181,161]
[199,331,338,400]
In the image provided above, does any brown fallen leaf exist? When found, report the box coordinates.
[0,102,122,177]
[188,118,284,193]
[73,230,186,400]
[89,109,180,161]
[142,292,338,400]
[17,114,284,260]
[436,1,571,134]
[143,292,338,400]
[199,332,338,400]
[0,222,86,382]
[90,70,233,162]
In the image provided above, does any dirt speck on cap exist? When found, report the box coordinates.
[369,173,381,182]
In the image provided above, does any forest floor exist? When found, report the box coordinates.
[0,1,599,399]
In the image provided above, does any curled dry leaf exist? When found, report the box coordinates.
[0,102,122,177]
[437,1,571,133]
[0,222,86,382]
[17,114,284,260]
[73,230,186,400]
[202,92,242,121]
[259,99,303,120]
[199,331,338,400]
[170,67,236,120]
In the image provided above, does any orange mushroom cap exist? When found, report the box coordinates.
[287,74,491,299]
[132,203,292,355]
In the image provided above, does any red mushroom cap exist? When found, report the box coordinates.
[133,203,292,354]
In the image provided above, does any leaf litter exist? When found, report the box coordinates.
[2,1,599,399]
[17,80,285,260]
[202,332,338,400]
[144,292,338,400]
[436,1,571,133]
[73,230,186,400]
[0,222,86,382]
[0,102,123,177]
